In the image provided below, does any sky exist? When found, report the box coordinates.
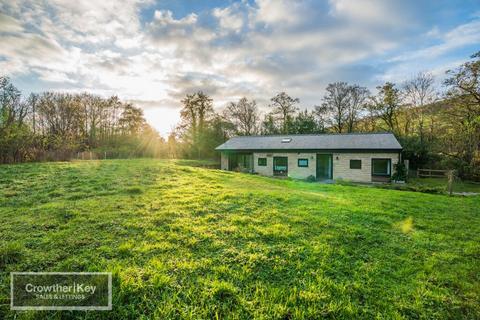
[0,0,479,136]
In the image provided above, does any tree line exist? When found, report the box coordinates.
[1,52,478,178]
[0,80,170,162]
[176,52,479,178]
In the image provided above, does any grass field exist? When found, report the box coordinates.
[407,177,480,193]
[1,159,479,319]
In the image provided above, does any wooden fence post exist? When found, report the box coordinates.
[447,170,454,195]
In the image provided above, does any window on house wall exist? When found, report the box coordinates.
[240,154,252,169]
[230,153,253,171]
[350,159,361,169]
[298,158,309,167]
[258,158,267,166]
[372,159,391,176]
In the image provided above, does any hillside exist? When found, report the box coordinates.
[356,99,452,137]
[1,159,479,319]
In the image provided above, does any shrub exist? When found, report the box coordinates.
[392,162,407,182]
[306,175,316,182]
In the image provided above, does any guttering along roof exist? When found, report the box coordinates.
[215,133,402,151]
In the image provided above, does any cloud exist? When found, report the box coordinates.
[166,73,221,99]
[391,18,480,63]
[34,69,76,83]
[0,13,24,32]
[0,0,479,135]
[254,0,307,26]
[127,99,179,110]
[0,0,150,50]
[0,32,71,75]
[149,10,198,37]
[382,17,480,83]
[146,9,218,50]
[328,0,410,27]
[213,4,245,33]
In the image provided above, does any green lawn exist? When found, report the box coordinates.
[0,159,479,319]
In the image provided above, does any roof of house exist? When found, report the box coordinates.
[215,132,402,151]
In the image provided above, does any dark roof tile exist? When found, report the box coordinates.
[215,133,402,151]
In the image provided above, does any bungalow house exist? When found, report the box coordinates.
[215,133,402,183]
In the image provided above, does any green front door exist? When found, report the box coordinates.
[273,157,288,176]
[316,154,333,180]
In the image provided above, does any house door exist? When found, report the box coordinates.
[316,154,333,180]
[273,157,288,176]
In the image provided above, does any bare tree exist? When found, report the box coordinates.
[446,51,480,103]
[0,76,30,162]
[403,72,437,140]
[82,93,106,147]
[322,82,351,133]
[269,92,299,134]
[26,93,39,135]
[346,85,369,133]
[0,76,25,127]
[368,82,402,133]
[119,103,145,136]
[443,51,480,176]
[224,97,259,135]
[178,91,215,158]
[1,76,169,162]
[195,91,214,138]
[313,104,328,132]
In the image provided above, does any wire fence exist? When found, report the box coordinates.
[73,151,175,160]
[26,150,173,162]
[408,168,480,195]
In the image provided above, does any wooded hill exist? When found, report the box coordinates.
[356,97,478,174]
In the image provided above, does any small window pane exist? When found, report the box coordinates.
[372,159,391,175]
[350,159,361,169]
[258,158,267,166]
[298,158,309,167]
